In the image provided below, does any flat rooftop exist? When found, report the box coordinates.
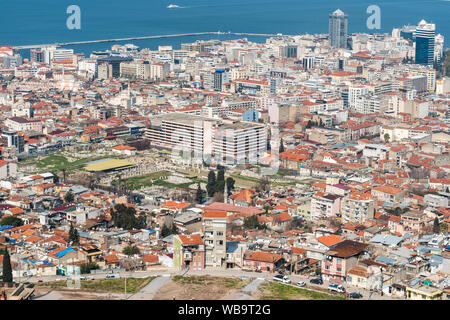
[151,112,217,125]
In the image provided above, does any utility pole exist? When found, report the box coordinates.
[290,251,293,275]
[124,274,127,300]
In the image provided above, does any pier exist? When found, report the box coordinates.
[13,32,289,50]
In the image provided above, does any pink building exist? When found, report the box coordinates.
[311,192,342,219]
[173,234,205,271]
[243,251,283,272]
[321,240,368,284]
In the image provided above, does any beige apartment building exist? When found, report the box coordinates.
[202,210,227,268]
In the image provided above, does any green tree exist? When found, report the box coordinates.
[52,172,60,185]
[171,224,179,235]
[160,223,179,238]
[2,248,13,283]
[243,215,265,230]
[433,217,440,234]
[195,183,204,204]
[216,169,225,194]
[206,170,217,197]
[68,224,80,246]
[64,191,75,203]
[0,216,24,227]
[256,176,271,193]
[279,138,285,153]
[226,177,235,196]
[123,245,140,256]
[80,262,99,274]
[111,204,145,230]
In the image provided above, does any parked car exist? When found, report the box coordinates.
[310,278,323,285]
[348,292,363,299]
[86,276,94,280]
[296,281,306,287]
[328,284,346,293]
[105,274,121,279]
[38,280,43,283]
[79,276,87,281]
[272,274,291,284]
[55,278,61,281]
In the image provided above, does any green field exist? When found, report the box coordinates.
[124,171,171,188]
[21,152,120,172]
[35,276,155,293]
[259,282,346,300]
[124,171,206,190]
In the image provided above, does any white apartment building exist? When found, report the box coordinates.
[150,62,170,81]
[341,194,375,224]
[5,117,42,133]
[145,113,216,161]
[348,85,369,110]
[213,121,267,165]
[120,61,150,80]
[43,47,74,65]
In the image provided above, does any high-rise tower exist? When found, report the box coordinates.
[415,19,436,66]
[329,9,348,49]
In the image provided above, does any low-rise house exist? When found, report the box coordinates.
[406,279,444,300]
[243,251,284,272]
[347,265,383,291]
[371,185,406,206]
[104,254,121,269]
[401,211,427,234]
[321,240,369,284]
[142,254,160,269]
[225,241,247,269]
[112,145,137,156]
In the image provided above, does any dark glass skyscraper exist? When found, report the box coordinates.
[415,20,435,66]
[329,9,348,49]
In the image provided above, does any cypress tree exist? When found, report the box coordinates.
[216,169,225,194]
[196,183,204,204]
[206,170,217,197]
[433,217,440,234]
[2,249,12,283]
[279,138,285,153]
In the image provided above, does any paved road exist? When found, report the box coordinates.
[27,268,396,300]
[127,275,171,300]
[34,290,63,300]
[234,278,265,300]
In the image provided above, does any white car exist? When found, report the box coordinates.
[272,274,291,284]
[296,281,306,287]
[328,284,346,293]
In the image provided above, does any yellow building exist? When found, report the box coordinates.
[406,284,443,300]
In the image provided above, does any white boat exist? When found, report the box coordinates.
[167,4,180,9]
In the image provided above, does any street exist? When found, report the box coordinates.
[24,268,397,300]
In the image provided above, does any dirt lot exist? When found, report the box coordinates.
[33,287,125,300]
[153,275,251,300]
